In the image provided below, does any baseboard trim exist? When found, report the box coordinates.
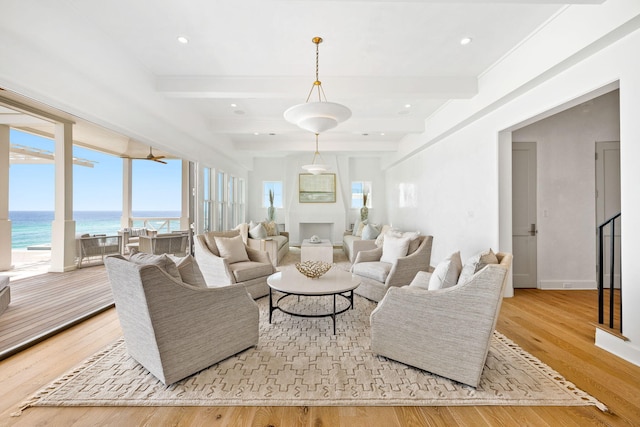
[539,280,597,290]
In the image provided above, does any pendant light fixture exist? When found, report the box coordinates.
[284,37,351,133]
[301,133,329,175]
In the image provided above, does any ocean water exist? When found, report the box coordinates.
[9,211,181,249]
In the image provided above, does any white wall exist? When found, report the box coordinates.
[248,155,387,244]
[513,90,620,289]
[385,125,500,264]
[384,12,640,365]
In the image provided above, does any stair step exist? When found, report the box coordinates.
[592,323,629,341]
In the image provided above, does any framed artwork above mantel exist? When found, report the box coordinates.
[299,173,336,203]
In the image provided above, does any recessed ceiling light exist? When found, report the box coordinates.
[460,37,472,46]
[380,133,385,136]
[177,36,189,44]
[230,103,237,108]
[404,104,411,109]
[253,132,259,136]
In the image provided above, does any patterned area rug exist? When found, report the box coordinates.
[16,290,606,412]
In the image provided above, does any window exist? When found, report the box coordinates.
[237,178,246,224]
[263,181,283,208]
[203,167,213,232]
[351,181,372,208]
[216,171,226,231]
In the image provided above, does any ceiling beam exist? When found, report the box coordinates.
[156,76,477,99]
[234,139,399,153]
[10,144,96,168]
[209,116,426,134]
[0,113,50,125]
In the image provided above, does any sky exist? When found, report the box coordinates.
[9,129,182,212]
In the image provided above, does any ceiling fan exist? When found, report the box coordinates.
[122,147,167,164]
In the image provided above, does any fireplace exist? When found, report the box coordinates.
[299,222,334,241]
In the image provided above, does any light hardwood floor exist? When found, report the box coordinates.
[0,289,638,426]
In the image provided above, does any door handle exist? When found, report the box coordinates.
[530,223,537,236]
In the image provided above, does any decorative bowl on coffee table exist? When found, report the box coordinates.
[295,260,332,279]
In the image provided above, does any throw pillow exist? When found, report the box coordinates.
[377,229,421,252]
[168,254,207,288]
[263,221,279,237]
[355,219,368,237]
[457,248,499,284]
[352,217,361,236]
[428,251,463,290]
[361,223,381,240]
[380,234,411,264]
[249,222,268,239]
[202,230,239,257]
[375,225,391,246]
[233,223,249,242]
[129,252,182,281]
[214,234,250,264]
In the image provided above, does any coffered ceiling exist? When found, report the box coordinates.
[0,0,605,164]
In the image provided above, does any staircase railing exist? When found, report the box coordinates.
[598,212,621,332]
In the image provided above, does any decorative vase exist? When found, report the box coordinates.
[361,191,369,221]
[360,206,368,221]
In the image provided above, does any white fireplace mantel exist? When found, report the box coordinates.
[287,211,346,245]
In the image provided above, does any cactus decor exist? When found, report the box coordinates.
[267,189,276,221]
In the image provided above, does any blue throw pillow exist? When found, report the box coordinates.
[361,224,381,240]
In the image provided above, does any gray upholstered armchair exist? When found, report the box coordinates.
[194,230,275,299]
[351,235,433,302]
[104,255,259,385]
[370,252,512,388]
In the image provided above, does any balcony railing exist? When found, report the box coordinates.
[597,212,621,332]
[130,217,180,234]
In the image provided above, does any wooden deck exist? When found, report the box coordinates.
[0,266,113,360]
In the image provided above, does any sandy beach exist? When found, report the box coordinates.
[1,250,52,281]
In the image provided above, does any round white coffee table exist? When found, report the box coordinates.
[267,268,361,334]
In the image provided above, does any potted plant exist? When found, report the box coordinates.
[267,189,276,221]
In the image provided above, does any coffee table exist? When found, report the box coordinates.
[300,238,333,263]
[267,268,360,334]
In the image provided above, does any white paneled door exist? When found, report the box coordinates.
[512,142,537,288]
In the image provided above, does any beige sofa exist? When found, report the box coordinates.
[342,224,391,263]
[194,230,275,299]
[235,222,289,267]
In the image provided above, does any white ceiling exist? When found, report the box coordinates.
[1,0,604,163]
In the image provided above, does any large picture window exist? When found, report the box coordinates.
[351,181,372,208]
[263,181,283,208]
